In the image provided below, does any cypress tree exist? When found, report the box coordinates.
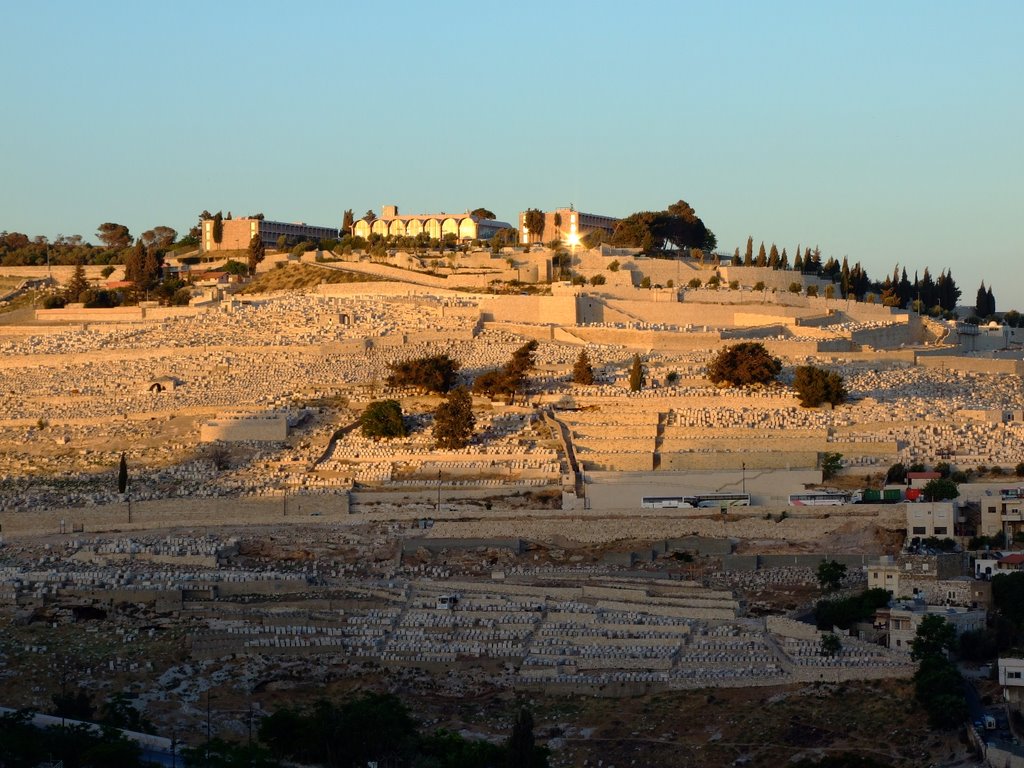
[572,350,595,385]
[743,236,753,266]
[117,453,128,494]
[976,282,989,317]
[756,242,767,267]
[628,354,644,392]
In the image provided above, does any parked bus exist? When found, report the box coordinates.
[788,491,861,506]
[642,493,750,509]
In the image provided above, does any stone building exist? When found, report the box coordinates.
[867,553,988,607]
[998,656,1024,712]
[351,205,514,242]
[202,217,338,252]
[978,488,1024,539]
[518,206,618,245]
[906,501,959,538]
[878,603,986,652]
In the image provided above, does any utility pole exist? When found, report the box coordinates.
[436,470,442,516]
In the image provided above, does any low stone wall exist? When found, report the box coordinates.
[0,493,350,537]
[917,355,1024,375]
[659,451,820,471]
[199,413,288,442]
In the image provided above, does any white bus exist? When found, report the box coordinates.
[642,493,750,509]
[788,490,860,506]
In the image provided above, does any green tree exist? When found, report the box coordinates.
[820,633,842,657]
[707,342,781,387]
[628,354,645,392]
[589,273,606,286]
[211,212,223,244]
[921,477,959,501]
[433,387,475,449]
[992,571,1024,625]
[815,588,891,630]
[608,200,714,253]
[140,226,177,250]
[817,559,847,592]
[471,207,496,219]
[885,462,907,484]
[247,234,265,275]
[911,614,957,661]
[96,222,133,249]
[473,342,537,401]
[359,400,407,439]
[572,350,594,385]
[100,692,156,734]
[222,259,249,276]
[342,209,354,233]
[386,354,460,393]
[821,451,843,480]
[793,365,847,408]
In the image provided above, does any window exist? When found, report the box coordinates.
[934,527,947,535]
[912,527,926,535]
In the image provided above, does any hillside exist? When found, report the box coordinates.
[239,263,383,294]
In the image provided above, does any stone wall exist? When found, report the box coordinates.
[917,355,1024,375]
[0,493,350,537]
[477,294,577,325]
[199,412,288,442]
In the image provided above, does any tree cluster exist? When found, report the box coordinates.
[707,342,781,387]
[921,477,959,501]
[975,281,997,318]
[814,588,890,630]
[472,341,537,400]
[793,365,847,408]
[609,199,716,254]
[816,559,847,591]
[523,208,545,242]
[258,693,549,768]
[386,354,460,393]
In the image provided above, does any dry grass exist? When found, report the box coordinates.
[239,263,383,294]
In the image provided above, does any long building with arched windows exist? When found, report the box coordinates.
[351,205,514,242]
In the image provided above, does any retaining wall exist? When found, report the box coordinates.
[0,493,350,537]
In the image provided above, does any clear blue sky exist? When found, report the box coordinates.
[2,1,1021,308]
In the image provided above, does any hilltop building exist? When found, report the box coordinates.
[518,206,619,245]
[351,206,514,242]
[202,218,339,253]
